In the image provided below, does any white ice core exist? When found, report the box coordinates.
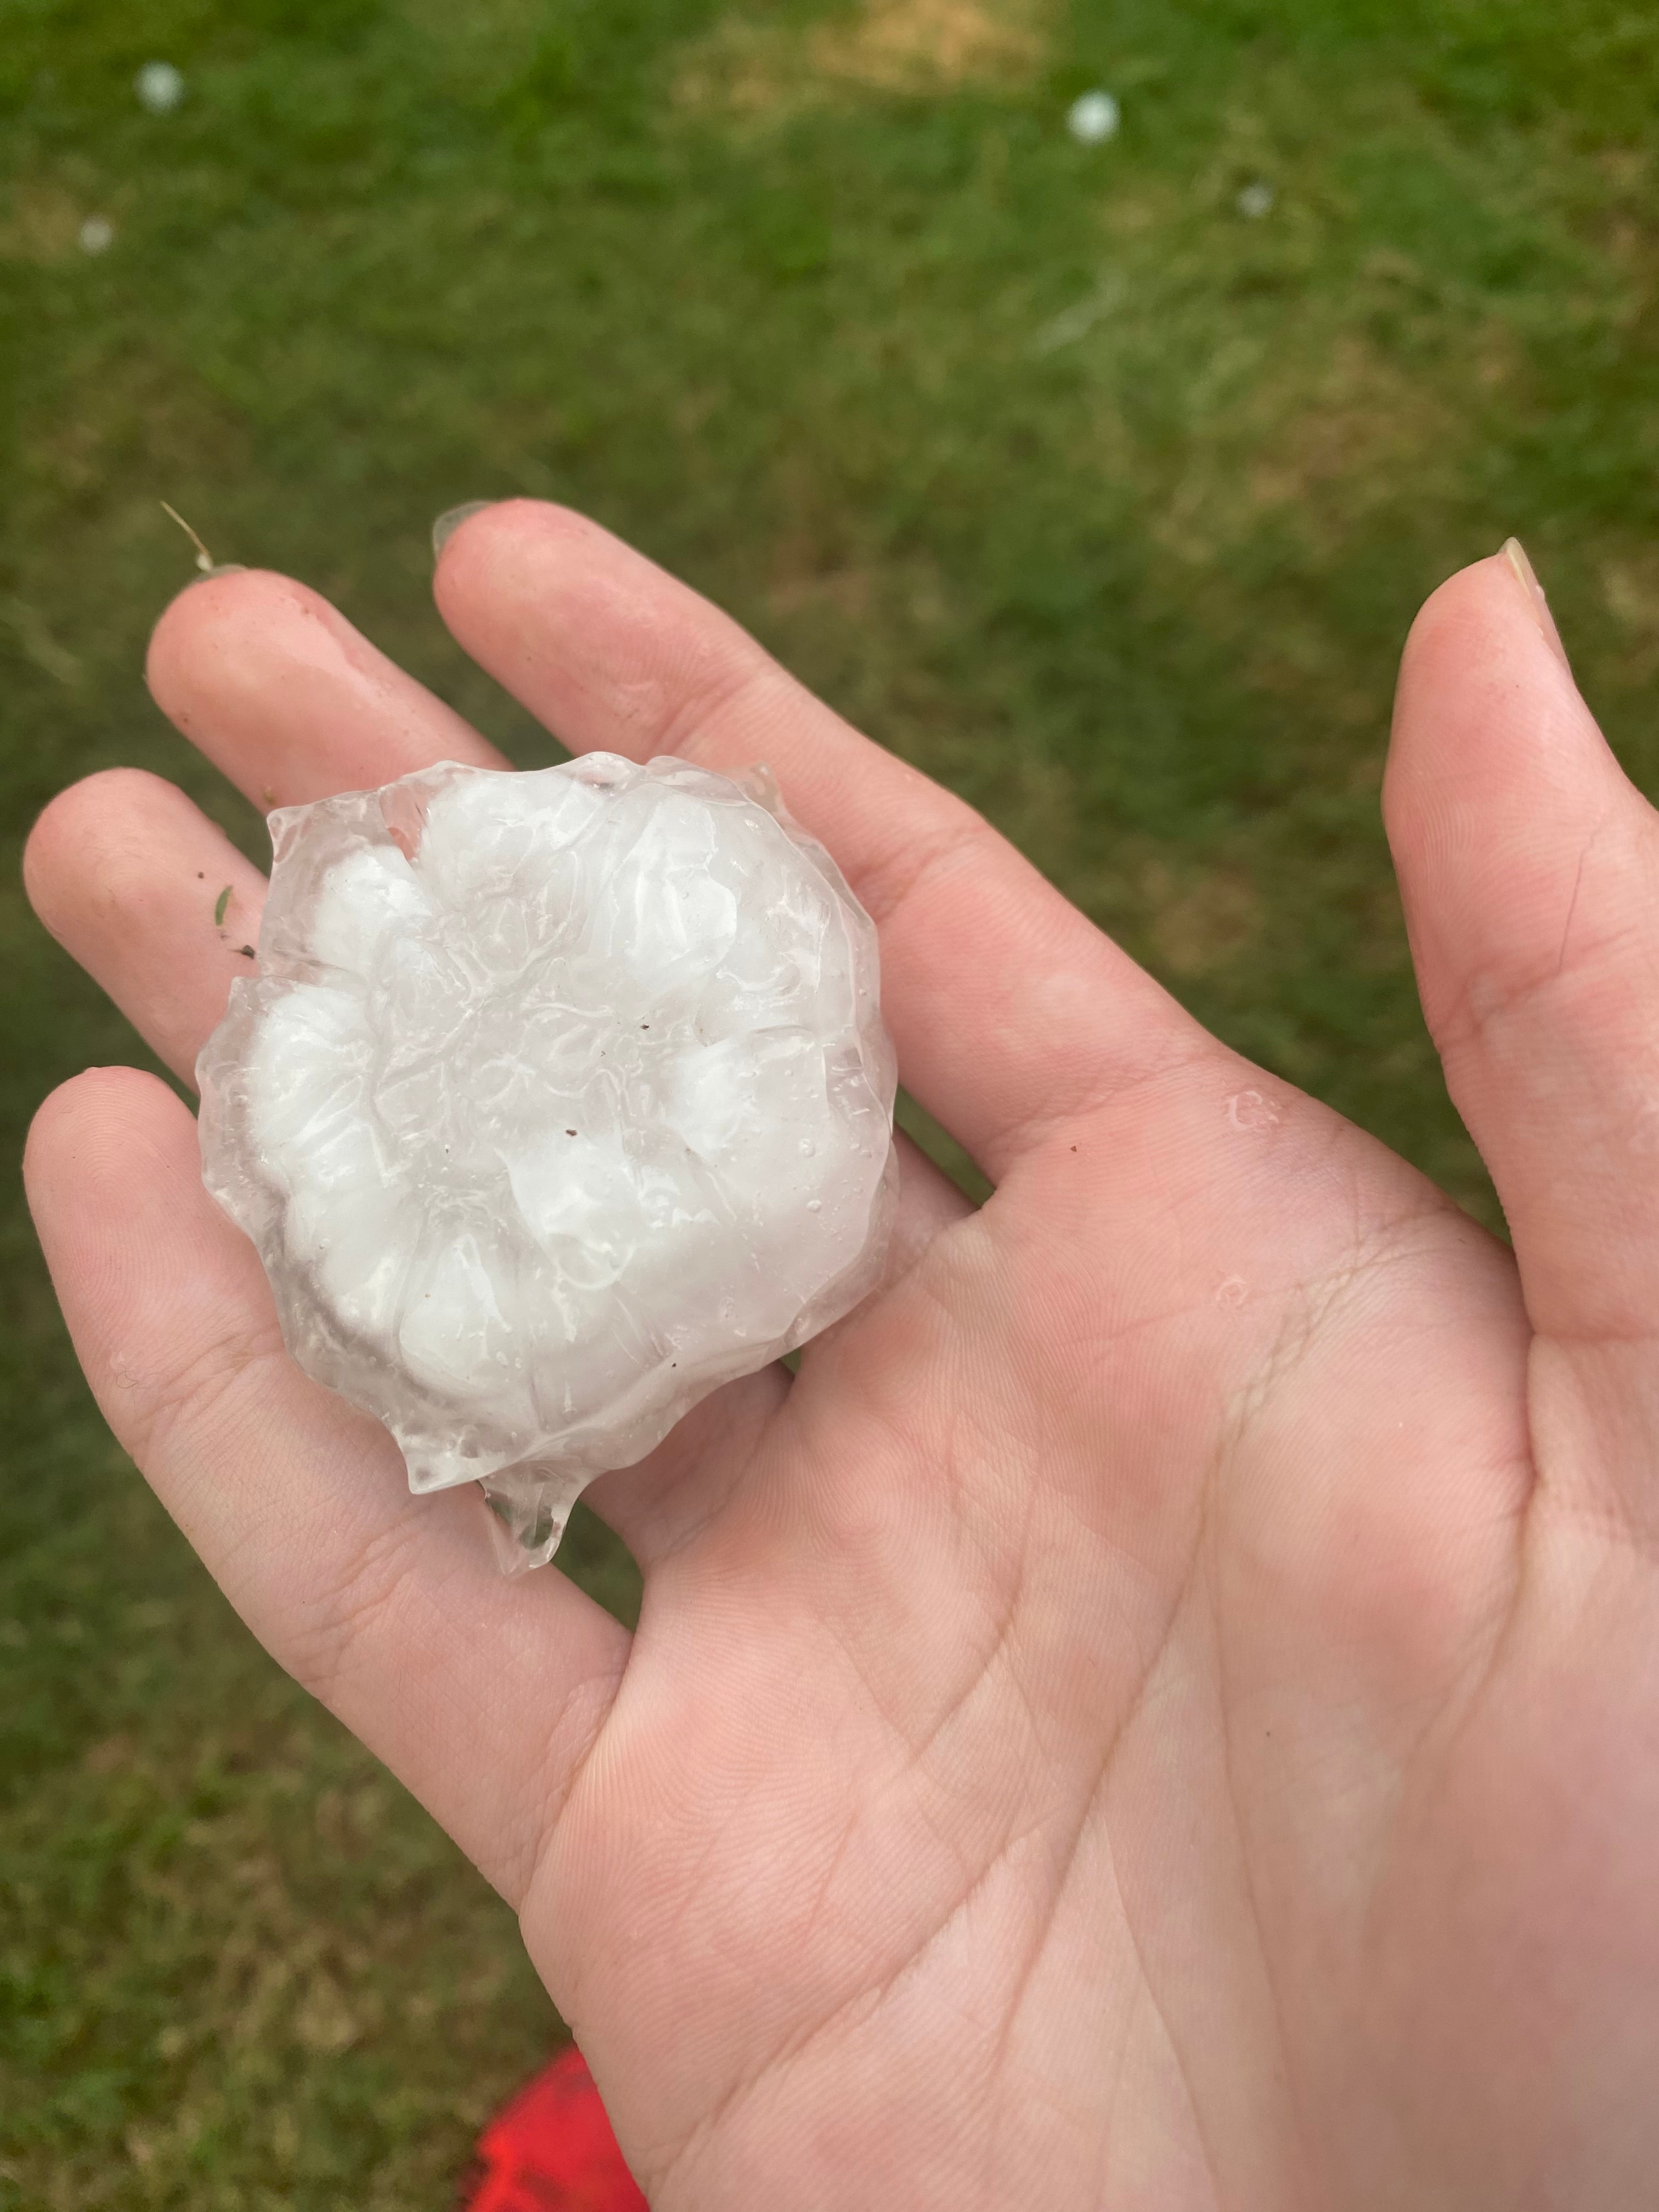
[198,755,898,1568]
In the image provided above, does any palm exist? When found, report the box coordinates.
[25,509,1658,2209]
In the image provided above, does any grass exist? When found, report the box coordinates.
[2,0,1655,2200]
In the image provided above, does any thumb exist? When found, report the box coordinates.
[1384,542,1659,1345]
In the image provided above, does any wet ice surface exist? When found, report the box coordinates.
[198,755,898,1571]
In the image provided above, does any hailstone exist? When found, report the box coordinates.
[198,755,898,1571]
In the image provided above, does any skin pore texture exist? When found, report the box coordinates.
[21,504,1659,2210]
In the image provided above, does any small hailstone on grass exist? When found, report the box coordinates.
[1237,180,1277,219]
[1067,90,1120,145]
[135,60,186,114]
[78,215,115,255]
[198,755,899,1571]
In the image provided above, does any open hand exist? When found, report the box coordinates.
[24,507,1659,2208]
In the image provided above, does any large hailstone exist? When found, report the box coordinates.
[198,755,898,1570]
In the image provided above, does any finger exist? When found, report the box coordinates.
[24,1066,628,1905]
[1384,543,1659,1347]
[24,769,266,1085]
[145,568,503,810]
[433,500,1208,1180]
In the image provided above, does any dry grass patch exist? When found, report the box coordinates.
[0,180,97,266]
[1152,329,1477,576]
[676,0,1048,117]
[818,0,1045,92]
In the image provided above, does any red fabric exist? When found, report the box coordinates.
[460,2046,648,2211]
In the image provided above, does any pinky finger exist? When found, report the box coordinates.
[24,1066,631,1906]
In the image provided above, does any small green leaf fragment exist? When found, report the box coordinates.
[214,885,231,926]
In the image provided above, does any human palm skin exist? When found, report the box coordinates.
[23,506,1659,2209]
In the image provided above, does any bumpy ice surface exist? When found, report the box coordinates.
[198,755,898,1569]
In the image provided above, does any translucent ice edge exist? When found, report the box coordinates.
[198,754,898,1572]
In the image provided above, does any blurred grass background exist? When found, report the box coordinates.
[2,0,1656,2202]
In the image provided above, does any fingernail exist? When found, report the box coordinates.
[1502,538,1570,671]
[432,501,494,562]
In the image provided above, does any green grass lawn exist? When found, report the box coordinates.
[3,0,1656,2200]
